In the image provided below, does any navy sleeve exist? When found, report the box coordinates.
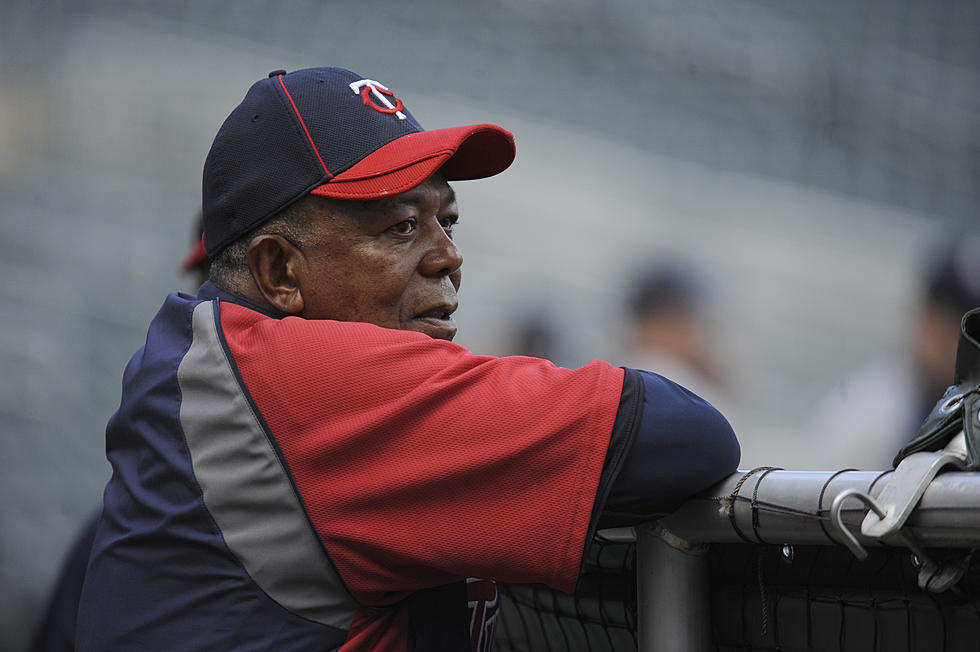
[598,368,740,528]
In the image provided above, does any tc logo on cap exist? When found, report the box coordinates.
[349,79,407,120]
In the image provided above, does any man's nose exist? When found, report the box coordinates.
[420,226,463,277]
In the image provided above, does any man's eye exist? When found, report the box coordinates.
[389,219,417,235]
[440,215,459,230]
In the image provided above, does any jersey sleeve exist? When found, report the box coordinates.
[217,302,624,604]
[601,368,740,527]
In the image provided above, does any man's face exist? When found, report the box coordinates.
[296,173,463,341]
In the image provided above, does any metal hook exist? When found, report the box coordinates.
[829,488,885,560]
[831,487,939,571]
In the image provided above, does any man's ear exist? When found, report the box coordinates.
[245,235,306,315]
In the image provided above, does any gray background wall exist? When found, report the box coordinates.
[1,1,977,648]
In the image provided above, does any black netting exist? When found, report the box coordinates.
[496,539,980,652]
[710,544,980,652]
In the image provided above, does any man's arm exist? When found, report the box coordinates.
[598,368,740,529]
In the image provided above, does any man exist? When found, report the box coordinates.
[624,260,730,409]
[76,67,739,651]
[809,232,980,469]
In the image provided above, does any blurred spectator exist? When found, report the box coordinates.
[27,215,211,652]
[27,513,99,652]
[621,260,735,419]
[809,231,980,469]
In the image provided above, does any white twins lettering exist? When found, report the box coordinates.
[349,79,407,120]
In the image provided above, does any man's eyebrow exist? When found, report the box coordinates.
[391,186,457,208]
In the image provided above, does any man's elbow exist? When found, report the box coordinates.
[698,405,741,488]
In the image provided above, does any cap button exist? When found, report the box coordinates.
[268,69,287,78]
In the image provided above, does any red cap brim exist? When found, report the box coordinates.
[310,124,515,200]
[181,236,208,272]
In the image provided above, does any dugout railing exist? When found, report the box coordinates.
[497,466,980,652]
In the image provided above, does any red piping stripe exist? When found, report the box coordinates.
[277,75,334,179]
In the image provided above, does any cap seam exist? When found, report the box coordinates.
[276,75,335,179]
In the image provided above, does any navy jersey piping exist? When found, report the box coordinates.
[576,366,644,580]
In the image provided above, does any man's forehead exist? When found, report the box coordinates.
[394,183,456,208]
[383,175,456,207]
[322,177,456,216]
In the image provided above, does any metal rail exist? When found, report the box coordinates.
[661,469,980,547]
[630,468,980,652]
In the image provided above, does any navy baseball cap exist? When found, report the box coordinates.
[202,67,516,255]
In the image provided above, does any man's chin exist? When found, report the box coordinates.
[407,317,457,341]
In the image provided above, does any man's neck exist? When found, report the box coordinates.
[196,281,287,319]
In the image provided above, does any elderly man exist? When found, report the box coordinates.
[76,67,739,651]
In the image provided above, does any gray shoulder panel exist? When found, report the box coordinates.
[177,300,358,629]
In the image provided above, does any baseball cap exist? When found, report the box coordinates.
[628,260,714,320]
[181,236,208,273]
[202,67,516,255]
[180,213,207,273]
